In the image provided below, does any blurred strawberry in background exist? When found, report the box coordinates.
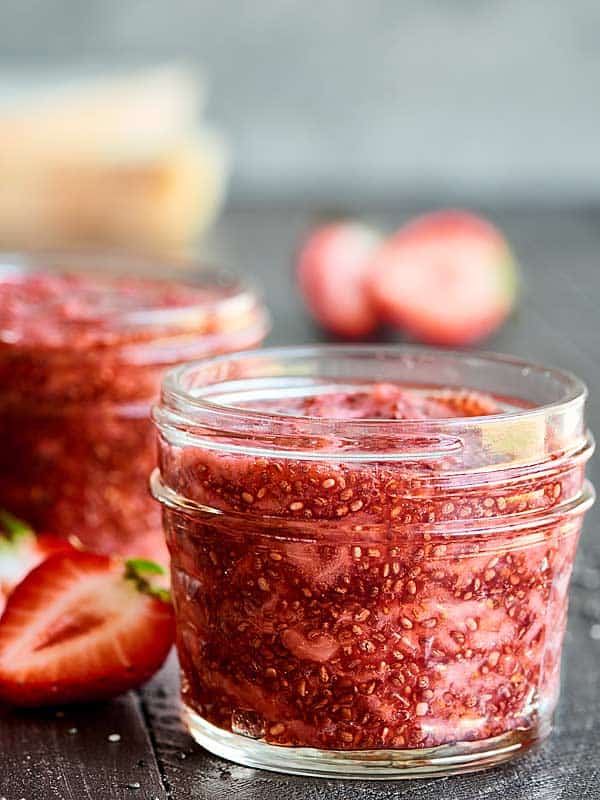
[0,64,228,252]
[297,210,519,347]
[369,211,519,346]
[297,221,383,337]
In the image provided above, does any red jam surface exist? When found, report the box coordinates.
[158,383,591,750]
[0,267,268,561]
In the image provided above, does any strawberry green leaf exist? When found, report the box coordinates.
[0,510,34,540]
[124,559,171,604]
[125,558,165,576]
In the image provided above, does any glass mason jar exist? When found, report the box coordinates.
[0,254,269,563]
[151,345,594,778]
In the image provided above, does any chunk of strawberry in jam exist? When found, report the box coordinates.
[164,384,586,750]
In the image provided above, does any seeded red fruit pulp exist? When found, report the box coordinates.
[161,384,585,750]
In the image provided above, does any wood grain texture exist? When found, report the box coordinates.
[0,692,167,799]
[3,206,600,799]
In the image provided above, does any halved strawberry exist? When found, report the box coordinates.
[297,221,383,337]
[368,210,519,346]
[0,551,174,706]
[0,510,75,615]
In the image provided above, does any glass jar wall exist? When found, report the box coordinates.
[152,345,594,777]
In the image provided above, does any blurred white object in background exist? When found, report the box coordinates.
[0,64,229,251]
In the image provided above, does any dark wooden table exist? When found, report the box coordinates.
[2,206,599,800]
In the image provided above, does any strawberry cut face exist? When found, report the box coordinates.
[0,551,174,706]
[368,210,519,346]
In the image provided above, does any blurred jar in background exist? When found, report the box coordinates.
[0,65,228,251]
[0,254,269,563]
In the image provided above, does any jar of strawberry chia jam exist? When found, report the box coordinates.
[151,345,595,778]
[0,254,269,563]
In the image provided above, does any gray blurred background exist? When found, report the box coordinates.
[2,0,599,206]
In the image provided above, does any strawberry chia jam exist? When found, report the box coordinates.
[151,346,595,778]
[0,255,269,562]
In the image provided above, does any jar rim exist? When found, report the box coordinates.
[155,344,590,465]
[161,343,586,422]
[0,251,264,350]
